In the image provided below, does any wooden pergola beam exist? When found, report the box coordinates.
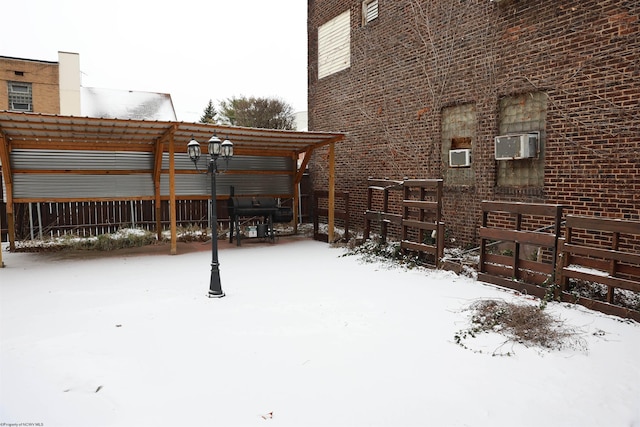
[328,143,336,243]
[154,125,176,243]
[11,141,156,152]
[0,129,15,251]
[295,147,313,186]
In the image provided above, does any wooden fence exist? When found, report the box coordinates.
[364,178,403,243]
[557,215,640,321]
[313,190,350,242]
[401,179,444,266]
[364,178,444,267]
[478,204,639,321]
[478,201,564,297]
[9,200,211,240]
[0,175,312,242]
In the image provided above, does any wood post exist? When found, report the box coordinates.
[169,134,177,255]
[328,143,335,243]
[0,132,15,251]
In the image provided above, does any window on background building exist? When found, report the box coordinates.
[362,0,379,26]
[318,10,351,79]
[8,81,33,112]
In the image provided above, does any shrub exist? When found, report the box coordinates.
[455,299,586,356]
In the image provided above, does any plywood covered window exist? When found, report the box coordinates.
[318,10,351,79]
[441,103,476,186]
[496,92,547,188]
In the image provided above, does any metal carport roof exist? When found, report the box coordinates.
[0,111,345,254]
[0,111,343,156]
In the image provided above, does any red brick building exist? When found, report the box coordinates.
[307,0,639,247]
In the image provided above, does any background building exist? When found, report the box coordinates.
[1,54,64,115]
[307,0,639,247]
[1,52,175,120]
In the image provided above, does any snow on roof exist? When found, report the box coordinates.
[81,87,177,121]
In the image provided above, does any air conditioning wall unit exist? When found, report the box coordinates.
[449,148,471,167]
[494,132,539,160]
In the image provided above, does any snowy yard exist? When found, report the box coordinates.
[1,237,639,427]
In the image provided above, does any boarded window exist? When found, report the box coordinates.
[496,92,547,188]
[441,103,476,186]
[362,0,379,25]
[318,10,351,79]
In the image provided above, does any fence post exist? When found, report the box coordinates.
[28,203,34,240]
[0,208,4,267]
[364,185,372,240]
[36,203,43,240]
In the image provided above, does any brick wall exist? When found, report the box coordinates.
[0,57,60,114]
[308,0,639,248]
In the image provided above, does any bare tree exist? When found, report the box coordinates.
[218,96,296,130]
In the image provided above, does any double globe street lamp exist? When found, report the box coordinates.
[187,134,233,298]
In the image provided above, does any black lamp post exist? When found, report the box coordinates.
[187,134,233,298]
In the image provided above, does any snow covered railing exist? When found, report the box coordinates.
[557,215,640,322]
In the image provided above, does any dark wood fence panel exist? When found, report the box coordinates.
[9,200,213,240]
[362,178,444,267]
[400,179,444,267]
[364,178,403,243]
[478,201,564,298]
[313,190,349,242]
[557,215,640,322]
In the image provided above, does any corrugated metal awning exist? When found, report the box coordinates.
[0,111,344,157]
[0,111,345,251]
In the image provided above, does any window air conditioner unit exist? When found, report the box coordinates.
[449,149,471,167]
[494,132,539,160]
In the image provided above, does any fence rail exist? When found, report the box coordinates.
[400,179,444,266]
[557,215,640,322]
[364,178,444,267]
[364,178,403,243]
[478,201,564,297]
[313,190,350,242]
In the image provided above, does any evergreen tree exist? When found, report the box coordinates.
[199,99,218,124]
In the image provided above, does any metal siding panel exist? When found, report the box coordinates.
[10,149,153,170]
[163,153,196,171]
[12,174,155,199]
[168,174,211,197]
[160,174,293,197]
[226,175,293,195]
[164,154,293,171]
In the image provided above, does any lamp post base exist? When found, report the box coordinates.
[209,263,224,298]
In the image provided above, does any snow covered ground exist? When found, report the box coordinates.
[1,237,639,427]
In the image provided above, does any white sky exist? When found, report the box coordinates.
[1,0,308,122]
